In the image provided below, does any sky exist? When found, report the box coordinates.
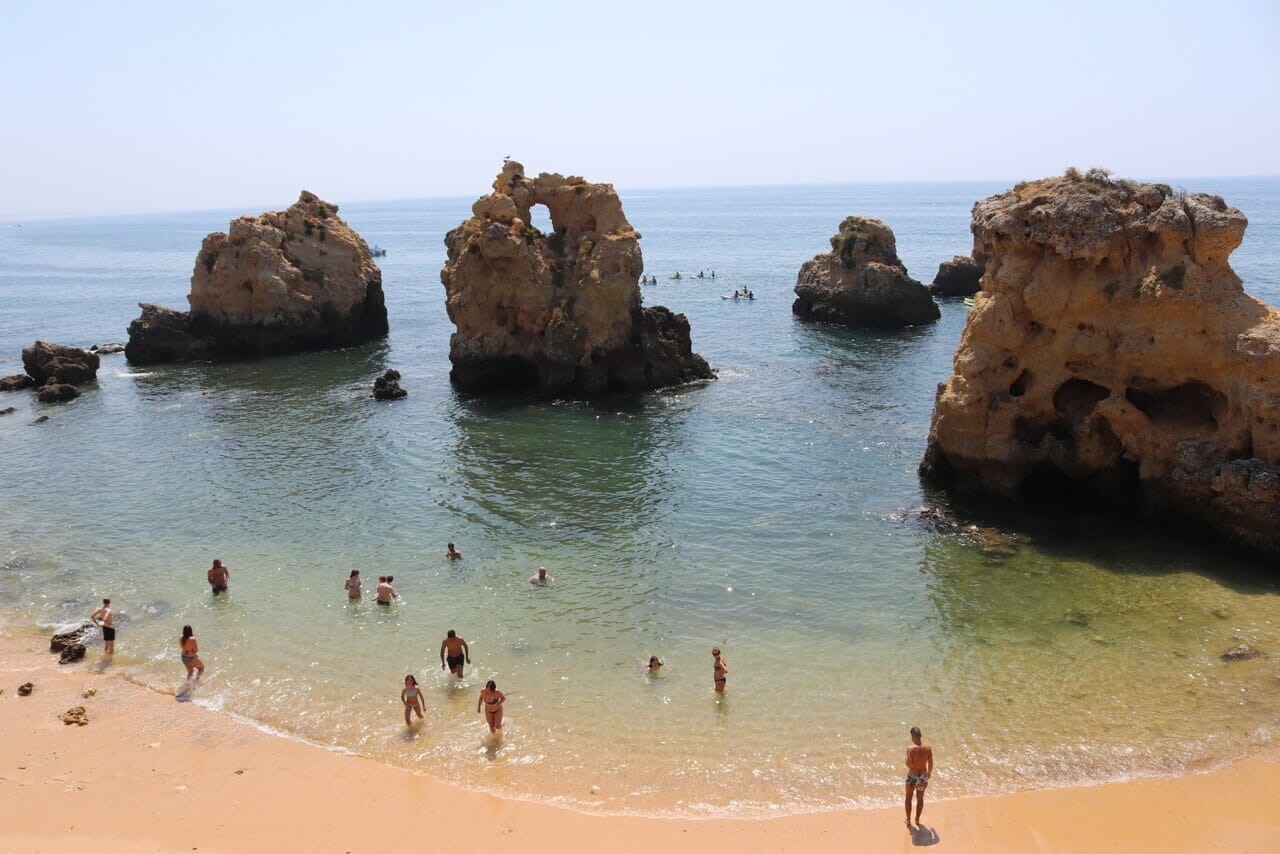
[2,0,1277,217]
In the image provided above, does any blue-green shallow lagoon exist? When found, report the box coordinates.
[1,180,1278,815]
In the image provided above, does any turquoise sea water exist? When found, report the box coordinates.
[1,179,1278,815]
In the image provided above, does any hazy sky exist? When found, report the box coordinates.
[3,0,1277,216]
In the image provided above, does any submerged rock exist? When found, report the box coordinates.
[1221,643,1260,661]
[51,622,94,653]
[792,216,940,328]
[930,254,986,297]
[1,374,34,391]
[921,170,1280,558]
[126,192,388,364]
[440,161,714,396]
[37,382,80,403]
[0,406,15,416]
[372,369,407,400]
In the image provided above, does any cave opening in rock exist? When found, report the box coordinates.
[1053,378,1110,423]
[1009,369,1032,398]
[1018,457,1143,512]
[1125,380,1224,429]
[528,203,554,238]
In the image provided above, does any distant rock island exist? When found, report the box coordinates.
[792,216,940,327]
[921,169,1280,556]
[440,161,713,395]
[125,192,387,364]
[930,254,986,297]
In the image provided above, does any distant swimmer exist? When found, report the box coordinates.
[401,675,424,726]
[904,726,934,827]
[672,272,681,280]
[711,646,728,693]
[446,542,463,561]
[345,569,362,600]
[528,567,554,586]
[711,270,716,278]
[645,655,663,675]
[440,629,471,678]
[478,680,505,733]
[376,575,398,605]
[207,559,229,594]
[89,598,114,656]
[180,625,204,682]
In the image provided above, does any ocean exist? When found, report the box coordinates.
[1,178,1278,815]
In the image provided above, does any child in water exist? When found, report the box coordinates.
[401,674,424,726]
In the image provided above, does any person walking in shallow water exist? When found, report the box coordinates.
[89,598,114,656]
[440,630,470,679]
[446,542,462,560]
[207,559,229,594]
[344,569,362,600]
[478,680,505,734]
[401,675,424,726]
[904,726,934,827]
[711,646,728,693]
[180,625,204,682]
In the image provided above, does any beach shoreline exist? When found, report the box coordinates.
[3,632,1278,852]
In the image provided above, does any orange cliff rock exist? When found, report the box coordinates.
[921,170,1280,556]
[125,191,387,364]
[440,161,714,395]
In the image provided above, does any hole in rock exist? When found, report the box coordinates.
[1125,380,1224,430]
[1009,370,1032,398]
[528,203,554,237]
[1053,379,1110,424]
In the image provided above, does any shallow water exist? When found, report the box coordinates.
[1,179,1278,815]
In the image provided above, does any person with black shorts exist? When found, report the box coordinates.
[90,598,115,655]
[440,630,471,678]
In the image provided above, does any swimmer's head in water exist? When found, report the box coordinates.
[447,629,456,638]
[212,559,221,568]
[386,575,394,583]
[649,656,661,666]
[349,569,359,578]
[910,726,921,737]
[405,674,417,686]
[103,598,111,605]
[448,542,455,549]
[486,680,497,690]
[182,625,193,639]
[378,576,387,583]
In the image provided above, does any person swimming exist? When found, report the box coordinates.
[528,567,554,586]
[646,655,663,675]
[401,674,424,726]
[477,679,505,734]
[446,543,463,560]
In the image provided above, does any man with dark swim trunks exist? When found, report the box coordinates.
[440,629,471,678]
[89,598,114,655]
[207,559,229,594]
[905,726,934,827]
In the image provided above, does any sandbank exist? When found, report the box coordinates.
[2,632,1277,853]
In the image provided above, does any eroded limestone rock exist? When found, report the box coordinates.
[793,216,940,327]
[930,255,986,297]
[440,161,714,395]
[921,170,1280,557]
[126,192,387,364]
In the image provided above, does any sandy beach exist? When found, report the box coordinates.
[2,632,1277,853]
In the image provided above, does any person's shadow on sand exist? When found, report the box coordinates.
[910,825,940,846]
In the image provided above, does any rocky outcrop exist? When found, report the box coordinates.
[37,383,80,403]
[921,170,1280,557]
[372,369,406,400]
[793,217,940,327]
[126,192,388,364]
[440,161,714,395]
[51,622,93,664]
[90,343,126,355]
[930,254,986,297]
[23,341,99,386]
[1,374,34,391]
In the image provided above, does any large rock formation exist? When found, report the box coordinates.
[930,254,986,297]
[793,217,940,327]
[440,162,713,395]
[23,341,100,386]
[921,170,1280,557]
[126,192,387,364]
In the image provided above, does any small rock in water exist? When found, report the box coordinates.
[30,415,50,424]
[0,374,35,391]
[1211,607,1231,620]
[58,645,86,664]
[0,406,15,416]
[1064,609,1092,627]
[60,706,89,726]
[17,682,34,696]
[372,369,407,400]
[1222,644,1260,662]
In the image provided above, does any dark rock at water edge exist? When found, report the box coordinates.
[930,255,986,296]
[0,406,15,416]
[30,415,50,425]
[58,644,86,664]
[1222,643,1260,662]
[1,374,35,391]
[90,342,126,355]
[792,216,940,328]
[51,622,94,652]
[22,341,100,386]
[37,382,81,403]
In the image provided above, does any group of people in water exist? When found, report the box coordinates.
[726,288,755,300]
[665,270,717,281]
[83,545,936,823]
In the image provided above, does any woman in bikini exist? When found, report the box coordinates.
[401,674,424,726]
[712,646,728,693]
[477,679,505,733]
[345,569,362,600]
[180,625,205,682]
[645,655,663,675]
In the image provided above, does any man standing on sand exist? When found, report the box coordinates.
[207,559,229,594]
[89,598,115,655]
[905,726,934,827]
[440,629,471,678]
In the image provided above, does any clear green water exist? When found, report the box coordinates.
[1,181,1277,815]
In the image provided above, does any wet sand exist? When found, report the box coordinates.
[2,633,1277,853]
